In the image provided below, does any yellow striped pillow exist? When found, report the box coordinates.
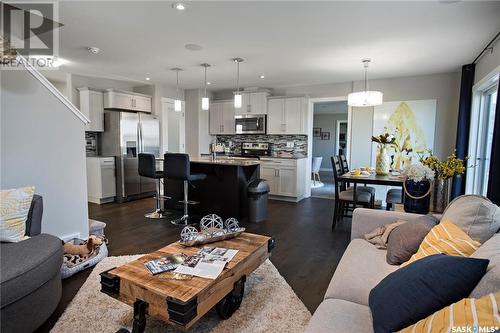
[401,219,481,267]
[399,292,500,332]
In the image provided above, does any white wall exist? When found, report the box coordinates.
[312,113,348,170]
[1,69,89,239]
[474,37,500,85]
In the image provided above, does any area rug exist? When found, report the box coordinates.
[51,255,311,333]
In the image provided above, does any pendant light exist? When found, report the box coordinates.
[233,58,244,109]
[171,68,183,112]
[347,59,383,107]
[201,63,210,111]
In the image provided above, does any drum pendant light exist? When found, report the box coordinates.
[347,59,383,107]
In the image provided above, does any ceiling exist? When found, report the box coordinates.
[43,1,500,90]
[314,101,348,115]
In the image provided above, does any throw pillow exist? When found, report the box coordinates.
[369,254,490,333]
[0,186,34,242]
[401,219,481,267]
[470,233,500,299]
[398,292,500,332]
[386,214,439,265]
[442,194,500,243]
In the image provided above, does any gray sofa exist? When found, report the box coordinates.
[305,208,499,333]
[0,195,63,333]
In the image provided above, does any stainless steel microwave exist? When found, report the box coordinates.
[235,115,266,134]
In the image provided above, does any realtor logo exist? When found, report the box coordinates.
[1,1,62,69]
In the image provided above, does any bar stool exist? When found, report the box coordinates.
[138,153,170,219]
[163,153,206,225]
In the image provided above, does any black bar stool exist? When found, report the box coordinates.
[163,153,206,225]
[138,153,169,219]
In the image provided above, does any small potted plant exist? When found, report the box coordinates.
[401,164,435,214]
[420,152,466,213]
[371,133,397,175]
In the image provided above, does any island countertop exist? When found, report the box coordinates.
[158,156,260,166]
[190,157,260,166]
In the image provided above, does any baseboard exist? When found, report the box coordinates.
[61,233,81,242]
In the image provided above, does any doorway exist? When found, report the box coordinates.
[310,100,349,199]
[160,97,186,154]
[466,72,498,195]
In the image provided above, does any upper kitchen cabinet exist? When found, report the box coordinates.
[78,87,104,132]
[209,100,235,135]
[104,89,152,113]
[267,97,308,135]
[235,91,269,115]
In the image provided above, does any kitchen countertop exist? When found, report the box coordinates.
[191,157,260,166]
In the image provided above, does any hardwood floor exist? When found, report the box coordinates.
[36,197,351,332]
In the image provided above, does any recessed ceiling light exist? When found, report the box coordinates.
[207,81,211,85]
[87,46,100,54]
[173,3,186,10]
[145,77,151,81]
[185,43,203,51]
[259,75,265,79]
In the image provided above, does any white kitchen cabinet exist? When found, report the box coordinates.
[267,98,285,134]
[259,158,306,201]
[209,100,235,134]
[86,156,116,204]
[133,95,152,113]
[104,89,152,113]
[79,87,104,132]
[235,92,269,115]
[267,97,308,135]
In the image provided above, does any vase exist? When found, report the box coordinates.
[403,180,431,214]
[430,178,450,213]
[376,145,391,175]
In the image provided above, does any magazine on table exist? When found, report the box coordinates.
[144,254,187,275]
[174,247,238,279]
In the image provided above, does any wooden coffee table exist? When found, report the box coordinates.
[100,233,274,332]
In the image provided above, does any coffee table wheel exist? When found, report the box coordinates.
[216,276,246,319]
[116,299,148,333]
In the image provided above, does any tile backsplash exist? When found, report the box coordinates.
[216,135,308,156]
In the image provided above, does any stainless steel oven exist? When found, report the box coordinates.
[235,114,266,134]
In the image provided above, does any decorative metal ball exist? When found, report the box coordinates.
[180,226,198,242]
[200,214,224,230]
[225,218,240,232]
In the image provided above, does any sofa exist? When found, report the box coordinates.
[0,195,63,333]
[305,207,499,333]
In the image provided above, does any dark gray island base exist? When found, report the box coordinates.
[163,159,260,222]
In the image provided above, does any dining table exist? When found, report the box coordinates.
[339,172,406,207]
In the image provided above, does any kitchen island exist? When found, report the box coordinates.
[163,157,261,222]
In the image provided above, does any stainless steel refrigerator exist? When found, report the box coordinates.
[101,111,160,202]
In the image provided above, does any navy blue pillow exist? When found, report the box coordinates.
[369,254,489,333]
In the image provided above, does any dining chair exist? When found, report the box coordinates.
[331,156,374,230]
[338,154,376,199]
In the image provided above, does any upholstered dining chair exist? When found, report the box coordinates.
[331,156,374,230]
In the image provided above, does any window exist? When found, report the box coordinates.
[467,76,498,196]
